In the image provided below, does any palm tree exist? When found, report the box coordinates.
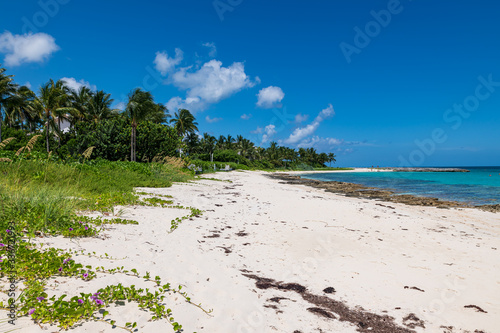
[266,141,280,166]
[200,133,216,161]
[225,135,235,150]
[327,152,336,167]
[147,103,170,124]
[216,135,226,150]
[126,88,155,162]
[70,86,92,122]
[239,138,254,160]
[170,109,198,138]
[52,80,74,132]
[0,66,17,141]
[184,132,200,155]
[4,85,36,130]
[87,90,118,123]
[32,80,77,152]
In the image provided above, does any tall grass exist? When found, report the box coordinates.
[0,150,192,236]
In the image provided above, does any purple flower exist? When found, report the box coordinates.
[69,228,73,231]
[95,299,104,305]
[85,226,88,230]
[0,243,5,247]
[90,292,100,301]
[58,267,63,272]
[83,273,88,279]
[6,229,11,233]
[28,308,35,315]
[78,221,83,224]
[36,296,44,302]
[63,258,72,264]
[78,299,84,304]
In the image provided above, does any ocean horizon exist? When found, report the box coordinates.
[301,166,500,205]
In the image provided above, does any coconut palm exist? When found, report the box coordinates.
[327,152,336,167]
[216,135,226,150]
[32,80,78,152]
[170,109,198,138]
[70,86,92,122]
[239,138,254,160]
[0,66,18,141]
[52,80,74,132]
[200,133,217,159]
[4,85,36,130]
[125,88,155,162]
[87,90,119,123]
[225,135,235,150]
[147,103,170,124]
[184,132,200,155]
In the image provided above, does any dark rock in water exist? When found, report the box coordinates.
[477,204,500,213]
[267,173,498,213]
[390,167,469,172]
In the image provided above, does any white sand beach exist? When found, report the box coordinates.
[4,170,499,332]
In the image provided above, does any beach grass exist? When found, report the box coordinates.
[0,149,202,330]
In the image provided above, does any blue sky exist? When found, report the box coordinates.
[1,0,499,166]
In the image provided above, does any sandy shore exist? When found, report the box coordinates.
[3,170,499,332]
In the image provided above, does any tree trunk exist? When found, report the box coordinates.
[0,111,2,142]
[130,125,136,162]
[46,122,50,153]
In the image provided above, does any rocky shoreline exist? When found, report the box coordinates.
[268,173,499,213]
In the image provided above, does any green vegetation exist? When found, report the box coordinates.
[0,65,338,172]
[0,64,345,331]
[0,136,210,331]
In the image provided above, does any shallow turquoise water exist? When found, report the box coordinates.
[300,167,500,205]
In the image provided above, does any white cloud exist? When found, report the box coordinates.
[256,86,285,108]
[24,81,31,89]
[154,48,183,75]
[203,42,217,58]
[293,136,368,152]
[284,104,334,145]
[61,77,96,92]
[165,58,258,112]
[0,32,59,66]
[205,115,222,123]
[250,126,263,134]
[296,136,343,148]
[294,113,308,124]
[241,113,252,120]
[261,124,277,144]
[115,102,126,110]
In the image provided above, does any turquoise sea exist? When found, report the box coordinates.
[300,167,500,205]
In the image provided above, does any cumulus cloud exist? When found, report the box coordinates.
[205,115,222,123]
[154,48,183,75]
[261,124,277,144]
[296,136,343,148]
[0,32,59,66]
[61,77,96,92]
[165,58,259,112]
[24,81,31,89]
[284,104,334,145]
[241,113,252,120]
[294,113,308,124]
[250,126,263,134]
[256,86,285,108]
[114,102,126,111]
[293,136,368,152]
[203,42,217,58]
